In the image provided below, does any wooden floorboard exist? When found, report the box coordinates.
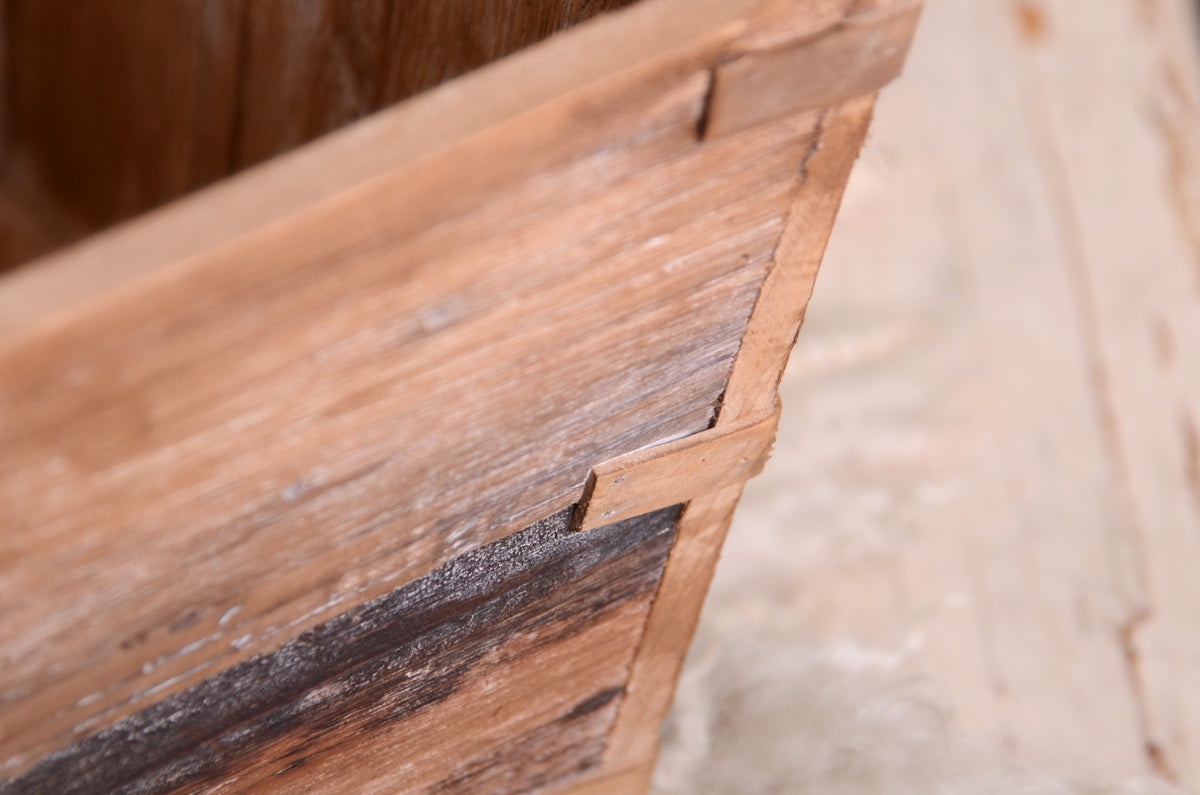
[680,0,1200,789]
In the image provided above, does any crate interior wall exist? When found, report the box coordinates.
[0,1,920,792]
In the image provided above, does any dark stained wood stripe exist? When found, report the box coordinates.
[1,505,679,795]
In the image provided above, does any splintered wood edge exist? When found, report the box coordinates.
[0,0,917,790]
[571,404,779,533]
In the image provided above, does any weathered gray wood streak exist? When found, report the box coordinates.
[0,506,679,794]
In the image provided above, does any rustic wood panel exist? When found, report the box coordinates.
[232,0,636,170]
[0,80,817,774]
[0,506,678,794]
[0,0,920,789]
[0,0,763,334]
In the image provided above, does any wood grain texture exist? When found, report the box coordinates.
[1019,0,1200,780]
[2,0,244,233]
[602,484,747,774]
[0,0,920,789]
[0,94,805,774]
[0,507,678,794]
[0,0,635,256]
[231,0,637,171]
[545,761,655,795]
[0,0,761,334]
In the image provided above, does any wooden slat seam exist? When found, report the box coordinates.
[570,402,779,533]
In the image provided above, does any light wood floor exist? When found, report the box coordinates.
[676,0,1200,789]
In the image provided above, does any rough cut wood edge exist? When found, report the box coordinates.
[571,403,778,532]
[720,92,881,421]
[0,73,789,770]
[595,93,881,781]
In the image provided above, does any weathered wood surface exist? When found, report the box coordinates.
[1,507,678,795]
[683,0,1200,790]
[0,0,920,789]
[0,72,788,772]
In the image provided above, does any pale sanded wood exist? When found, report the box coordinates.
[1021,0,1200,781]
[573,404,778,533]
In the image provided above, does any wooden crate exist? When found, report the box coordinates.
[0,1,920,792]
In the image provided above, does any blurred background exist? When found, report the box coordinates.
[656,1,1200,793]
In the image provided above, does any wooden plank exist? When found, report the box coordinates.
[0,507,678,794]
[546,761,655,795]
[572,404,778,533]
[1020,0,1200,782]
[2,0,244,231]
[719,93,878,421]
[0,0,920,788]
[704,0,920,139]
[601,92,879,775]
[0,92,812,772]
[601,484,745,776]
